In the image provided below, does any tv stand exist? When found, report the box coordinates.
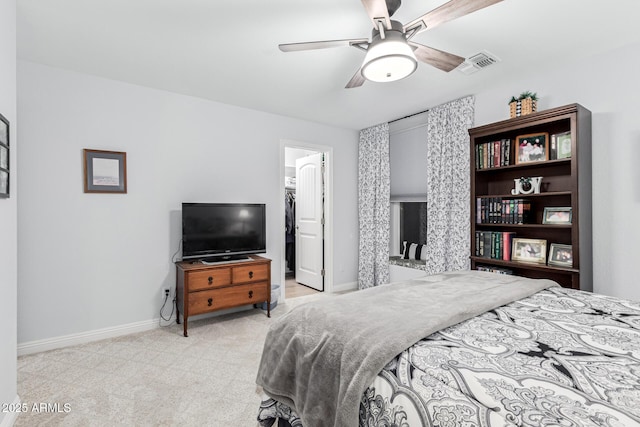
[175,255,271,337]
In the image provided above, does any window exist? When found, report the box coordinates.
[390,200,427,256]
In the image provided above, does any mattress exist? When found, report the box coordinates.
[258,286,640,426]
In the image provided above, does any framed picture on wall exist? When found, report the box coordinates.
[83,149,127,193]
[0,112,9,199]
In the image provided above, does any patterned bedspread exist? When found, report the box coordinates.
[258,286,640,426]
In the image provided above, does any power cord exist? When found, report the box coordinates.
[159,289,176,325]
[171,239,183,263]
[161,239,182,326]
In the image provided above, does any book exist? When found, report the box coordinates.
[488,142,494,168]
[503,139,511,165]
[483,232,492,258]
[515,199,533,224]
[483,143,489,170]
[502,232,516,261]
[509,199,516,223]
[476,265,513,275]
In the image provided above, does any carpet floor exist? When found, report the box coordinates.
[16,292,330,426]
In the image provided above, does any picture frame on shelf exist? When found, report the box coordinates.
[550,131,571,160]
[0,112,9,199]
[512,238,547,264]
[0,145,7,169]
[0,170,8,197]
[83,149,127,194]
[515,132,549,164]
[548,243,573,267]
[542,207,572,224]
[0,114,7,146]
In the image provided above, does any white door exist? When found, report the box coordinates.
[295,153,324,291]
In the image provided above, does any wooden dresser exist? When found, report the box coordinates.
[175,255,271,337]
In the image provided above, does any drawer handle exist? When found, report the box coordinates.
[208,276,213,285]
[248,290,253,299]
[249,271,254,279]
[207,298,213,306]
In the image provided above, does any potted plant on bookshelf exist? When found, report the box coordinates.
[519,91,538,116]
[509,92,538,118]
[509,96,519,118]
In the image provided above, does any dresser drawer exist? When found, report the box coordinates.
[232,263,269,284]
[187,268,232,291]
[189,282,269,315]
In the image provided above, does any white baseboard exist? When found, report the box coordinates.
[17,318,168,356]
[333,281,358,293]
[16,306,261,356]
[0,395,20,427]
[16,285,359,356]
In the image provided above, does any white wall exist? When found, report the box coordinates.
[0,0,18,423]
[473,42,640,300]
[17,61,359,344]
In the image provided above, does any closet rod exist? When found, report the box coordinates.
[389,108,429,124]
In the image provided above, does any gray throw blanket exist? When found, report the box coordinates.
[256,271,557,426]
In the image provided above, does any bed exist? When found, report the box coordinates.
[255,271,640,426]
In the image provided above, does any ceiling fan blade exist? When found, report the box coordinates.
[410,42,465,72]
[360,0,391,28]
[345,68,366,89]
[279,39,369,52]
[405,0,503,33]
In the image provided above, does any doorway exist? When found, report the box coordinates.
[281,141,333,301]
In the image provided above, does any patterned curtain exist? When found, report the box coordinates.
[358,123,391,289]
[425,96,475,275]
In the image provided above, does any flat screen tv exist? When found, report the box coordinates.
[182,203,266,261]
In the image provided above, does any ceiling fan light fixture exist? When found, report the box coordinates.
[361,35,417,83]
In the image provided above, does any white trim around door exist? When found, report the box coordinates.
[280,139,334,303]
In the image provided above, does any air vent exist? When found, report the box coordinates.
[458,51,501,75]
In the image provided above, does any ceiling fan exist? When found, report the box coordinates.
[279,0,503,88]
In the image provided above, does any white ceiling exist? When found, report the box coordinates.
[17,0,640,130]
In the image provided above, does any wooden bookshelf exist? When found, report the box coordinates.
[469,104,592,290]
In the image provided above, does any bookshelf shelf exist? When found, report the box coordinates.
[475,158,571,173]
[476,223,572,229]
[470,257,579,274]
[476,191,572,199]
[469,104,592,290]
